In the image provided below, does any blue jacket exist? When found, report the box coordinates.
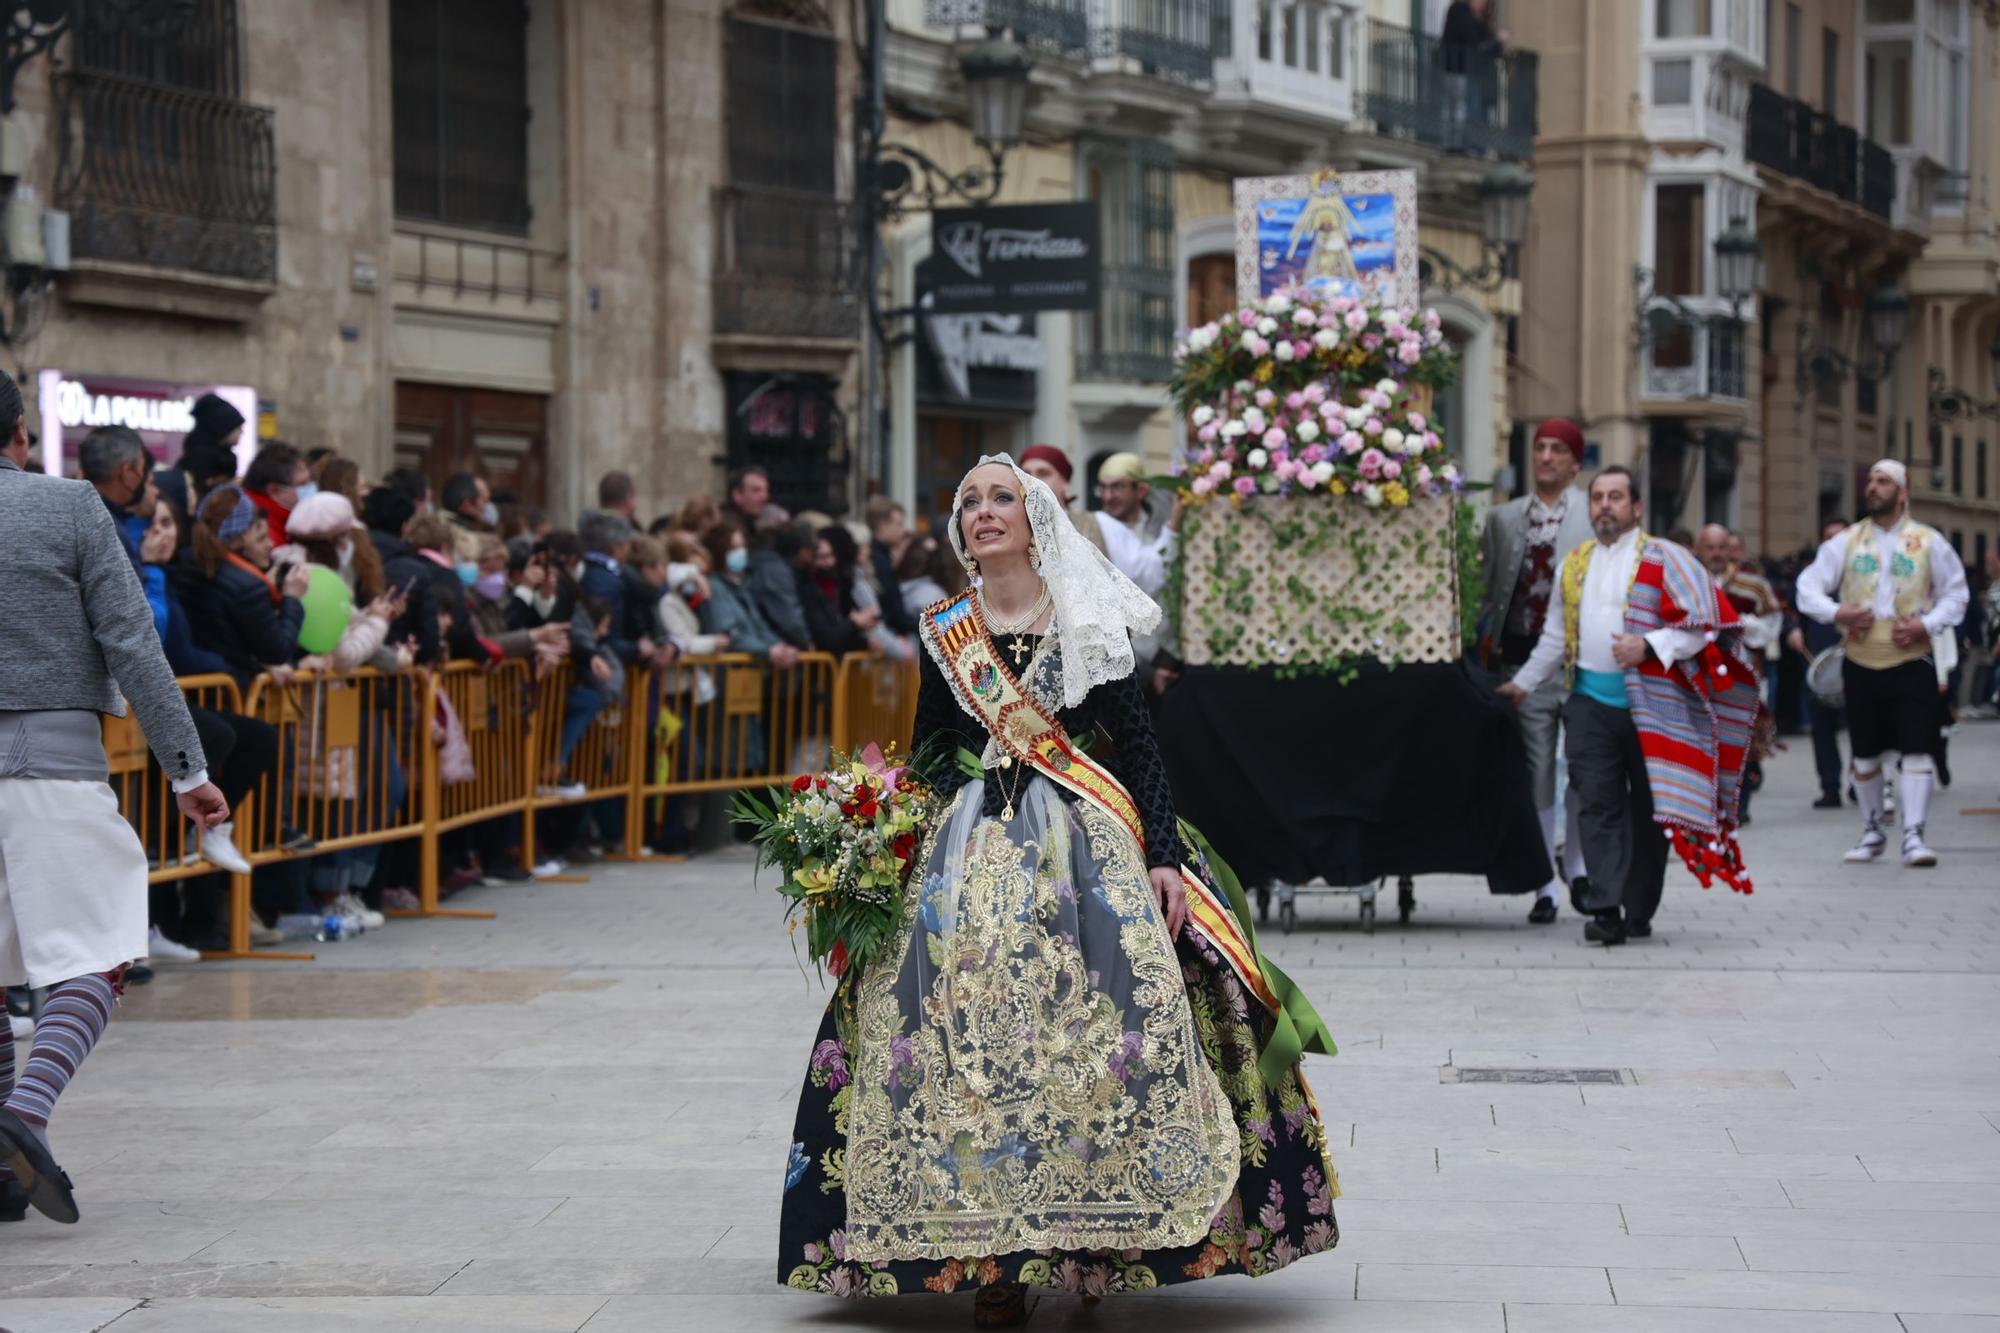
[579,555,637,663]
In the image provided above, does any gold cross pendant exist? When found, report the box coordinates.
[1008,635,1030,665]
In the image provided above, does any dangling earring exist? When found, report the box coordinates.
[961,552,982,588]
[1027,542,1041,574]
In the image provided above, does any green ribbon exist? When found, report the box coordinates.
[1179,818,1338,1085]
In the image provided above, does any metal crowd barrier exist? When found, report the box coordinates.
[124,651,920,963]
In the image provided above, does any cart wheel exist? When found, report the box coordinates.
[1398,876,1416,924]
[1280,900,1297,934]
[1360,899,1376,934]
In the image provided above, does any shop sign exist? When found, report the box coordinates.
[929,201,1100,314]
[34,370,256,474]
[923,308,1043,401]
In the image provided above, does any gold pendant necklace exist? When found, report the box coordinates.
[980,583,1050,670]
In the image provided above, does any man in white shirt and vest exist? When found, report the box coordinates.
[1794,459,1968,868]
[1500,467,1756,944]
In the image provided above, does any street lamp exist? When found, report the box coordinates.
[1417,163,1534,295]
[867,30,1034,219]
[1868,283,1910,360]
[1714,216,1763,319]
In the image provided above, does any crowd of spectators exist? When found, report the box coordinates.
[67,404,970,971]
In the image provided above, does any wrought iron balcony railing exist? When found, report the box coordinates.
[1094,0,1216,85]
[1746,83,1894,221]
[712,185,860,342]
[926,0,1090,60]
[1362,19,1537,162]
[53,69,277,284]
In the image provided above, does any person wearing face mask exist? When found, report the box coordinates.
[699,523,797,670]
[182,486,309,688]
[78,426,159,576]
[405,513,568,665]
[441,471,499,565]
[241,443,308,548]
[360,487,441,667]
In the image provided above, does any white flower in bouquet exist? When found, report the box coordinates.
[1220,419,1247,439]
[1191,404,1216,427]
[1361,483,1384,507]
[1312,328,1341,351]
[1374,378,1399,396]
[1343,406,1368,428]
[1273,341,1295,362]
[1440,463,1460,484]
[1381,427,1406,452]
[1247,447,1270,470]
[1296,419,1321,443]
[1264,293,1292,315]
[1256,317,1278,336]
[1310,460,1337,484]
[1243,407,1267,432]
[1292,306,1318,326]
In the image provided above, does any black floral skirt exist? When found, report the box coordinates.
[776,816,1342,1301]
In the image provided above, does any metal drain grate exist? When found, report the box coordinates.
[1440,1067,1629,1085]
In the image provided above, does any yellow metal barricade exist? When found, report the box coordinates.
[408,660,535,917]
[638,651,838,802]
[240,666,427,860]
[112,674,244,885]
[831,652,921,754]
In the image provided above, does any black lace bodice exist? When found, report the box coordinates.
[911,632,1185,870]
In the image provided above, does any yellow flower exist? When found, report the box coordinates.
[1254,362,1274,383]
[794,861,837,897]
[1328,479,1348,496]
[1384,481,1410,508]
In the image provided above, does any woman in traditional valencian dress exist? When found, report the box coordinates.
[778,456,1341,1325]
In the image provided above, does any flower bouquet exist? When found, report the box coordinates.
[1169,290,1462,511]
[731,743,936,981]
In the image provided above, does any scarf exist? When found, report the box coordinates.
[1622,537,1764,893]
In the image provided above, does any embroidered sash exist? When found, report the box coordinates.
[921,592,1335,1084]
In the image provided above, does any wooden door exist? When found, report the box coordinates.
[1187,254,1235,332]
[392,383,551,506]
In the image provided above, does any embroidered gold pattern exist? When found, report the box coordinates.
[844,794,1240,1262]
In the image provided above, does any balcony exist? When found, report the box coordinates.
[1643,318,1748,403]
[1076,262,1174,384]
[1093,0,1216,85]
[1211,1,1358,131]
[52,69,277,312]
[712,185,860,343]
[1746,83,1894,220]
[924,0,1090,61]
[1361,19,1537,162]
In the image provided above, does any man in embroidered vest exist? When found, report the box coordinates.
[1479,417,1596,923]
[1794,459,1968,867]
[1500,468,1762,945]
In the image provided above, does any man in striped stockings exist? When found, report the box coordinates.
[0,369,229,1224]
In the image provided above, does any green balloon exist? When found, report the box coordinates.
[296,564,354,655]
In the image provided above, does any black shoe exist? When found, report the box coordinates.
[279,826,318,853]
[0,1178,28,1221]
[1584,912,1627,946]
[123,962,154,986]
[1813,792,1843,809]
[1938,751,1952,789]
[1627,919,1653,939]
[1528,897,1558,925]
[0,1107,79,1224]
[1568,877,1593,915]
[481,860,534,885]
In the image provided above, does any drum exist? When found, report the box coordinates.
[1807,646,1845,707]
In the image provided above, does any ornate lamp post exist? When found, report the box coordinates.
[1417,163,1533,295]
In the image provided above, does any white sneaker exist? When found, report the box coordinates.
[333,892,387,930]
[248,921,285,948]
[1901,827,1938,868]
[536,782,589,800]
[1844,826,1888,862]
[531,859,567,879]
[10,1012,34,1041]
[146,925,203,963]
[199,820,253,874]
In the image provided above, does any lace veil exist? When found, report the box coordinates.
[946,453,1162,709]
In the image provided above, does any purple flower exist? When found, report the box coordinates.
[803,1241,825,1263]
[1233,476,1258,497]
[810,1039,850,1092]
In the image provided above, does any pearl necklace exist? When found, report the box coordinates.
[979,583,1051,667]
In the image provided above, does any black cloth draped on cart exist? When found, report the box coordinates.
[1156,661,1550,894]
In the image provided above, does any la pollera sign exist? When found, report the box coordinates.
[930,202,1101,314]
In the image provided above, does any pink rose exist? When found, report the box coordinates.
[1423,431,1441,449]
[1190,475,1214,495]
[1208,460,1232,481]
[1196,447,1215,465]
[1285,391,1306,411]
[1254,388,1276,408]
[1363,418,1383,436]
[1303,383,1327,404]
[1407,412,1427,431]
[1343,307,1368,331]
[1262,427,1287,449]
[1295,467,1320,490]
[1359,448,1385,478]
[1339,430,1364,454]
[1197,423,1219,444]
[1362,334,1382,350]
[1237,308,1257,325]
[1274,458,1299,482]
[1233,476,1258,497]
[1301,445,1325,464]
[1415,465,1434,486]
[1383,459,1402,479]
[1246,335,1270,358]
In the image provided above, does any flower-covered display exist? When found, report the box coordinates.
[1169,290,1461,510]
[732,744,936,981]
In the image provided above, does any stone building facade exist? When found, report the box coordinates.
[3,0,859,524]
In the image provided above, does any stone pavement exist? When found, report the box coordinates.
[4,723,2000,1333]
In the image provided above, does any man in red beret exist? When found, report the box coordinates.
[1479,417,1594,923]
[1019,444,1110,559]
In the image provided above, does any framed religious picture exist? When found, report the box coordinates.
[1233,167,1419,309]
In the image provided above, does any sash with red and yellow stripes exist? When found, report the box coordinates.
[922,593,1335,1086]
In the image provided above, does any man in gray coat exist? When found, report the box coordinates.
[1479,418,1594,923]
[0,371,227,1226]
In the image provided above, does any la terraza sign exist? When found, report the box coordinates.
[929,202,1101,315]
